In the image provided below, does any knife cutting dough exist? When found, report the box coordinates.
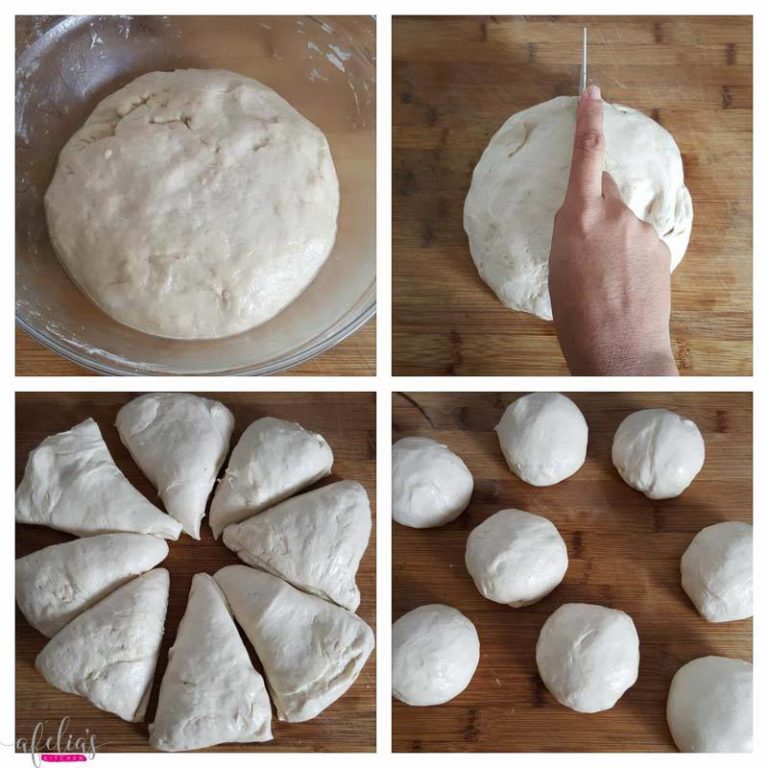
[464,28,690,376]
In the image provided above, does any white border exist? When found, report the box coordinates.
[5,0,765,765]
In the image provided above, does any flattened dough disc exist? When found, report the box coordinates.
[464,95,693,320]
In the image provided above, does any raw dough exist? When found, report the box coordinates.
[16,532,168,637]
[209,416,333,538]
[465,509,568,606]
[116,393,235,539]
[223,480,371,611]
[495,393,588,486]
[612,408,705,499]
[464,95,693,319]
[392,437,473,528]
[666,656,752,752]
[45,69,339,339]
[536,603,639,713]
[681,521,753,622]
[35,569,169,723]
[16,418,182,539]
[149,573,272,751]
[214,565,374,722]
[392,604,480,706]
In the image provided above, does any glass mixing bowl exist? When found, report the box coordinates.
[16,15,376,375]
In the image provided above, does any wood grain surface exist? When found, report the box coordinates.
[15,322,376,377]
[393,16,752,376]
[392,392,752,752]
[16,392,376,753]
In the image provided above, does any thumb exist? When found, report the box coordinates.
[601,171,622,200]
[565,85,605,203]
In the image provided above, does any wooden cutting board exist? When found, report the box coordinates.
[16,392,376,753]
[393,16,752,376]
[392,392,752,752]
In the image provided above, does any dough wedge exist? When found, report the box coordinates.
[214,565,373,722]
[116,393,234,538]
[150,573,272,751]
[222,480,371,611]
[16,532,168,637]
[16,419,182,539]
[35,568,170,722]
[209,417,333,538]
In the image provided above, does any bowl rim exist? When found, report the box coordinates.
[16,302,376,376]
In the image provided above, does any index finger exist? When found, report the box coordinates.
[565,84,605,203]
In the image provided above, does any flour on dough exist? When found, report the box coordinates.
[464,96,693,320]
[45,69,339,339]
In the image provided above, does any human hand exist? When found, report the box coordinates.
[548,85,679,376]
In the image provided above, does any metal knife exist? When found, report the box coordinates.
[579,26,588,96]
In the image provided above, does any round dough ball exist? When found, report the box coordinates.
[667,656,752,752]
[392,437,473,528]
[612,408,705,499]
[495,393,588,486]
[536,603,639,713]
[45,69,339,339]
[464,95,692,320]
[681,521,752,622]
[465,509,568,606]
[392,604,480,706]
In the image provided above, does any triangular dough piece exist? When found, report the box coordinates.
[35,568,170,723]
[214,565,374,723]
[16,419,182,539]
[149,573,273,751]
[222,480,371,611]
[209,416,333,539]
[16,532,169,637]
[116,393,235,539]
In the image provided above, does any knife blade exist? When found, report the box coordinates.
[579,26,588,96]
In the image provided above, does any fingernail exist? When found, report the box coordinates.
[586,84,601,101]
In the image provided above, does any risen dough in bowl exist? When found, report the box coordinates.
[45,68,339,339]
[464,96,693,320]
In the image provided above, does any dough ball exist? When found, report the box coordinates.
[612,408,705,499]
[392,604,480,706]
[666,656,752,752]
[464,95,692,320]
[495,393,588,486]
[465,509,568,606]
[681,521,752,622]
[536,603,639,713]
[392,437,473,528]
[45,69,339,339]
